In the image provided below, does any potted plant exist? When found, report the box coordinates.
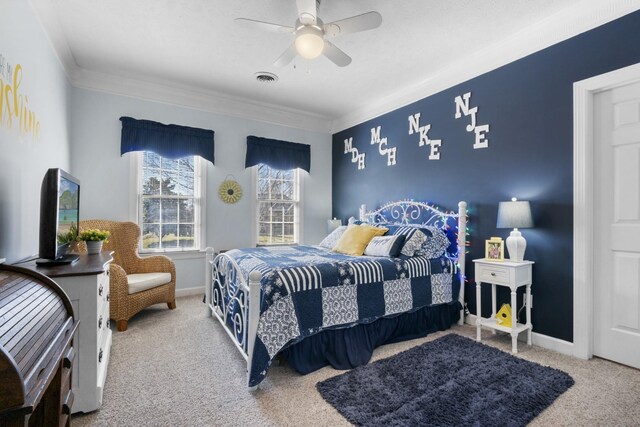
[79,228,110,255]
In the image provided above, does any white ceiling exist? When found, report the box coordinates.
[30,0,638,132]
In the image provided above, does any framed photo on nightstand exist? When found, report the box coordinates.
[485,237,504,261]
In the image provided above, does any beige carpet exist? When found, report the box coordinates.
[73,295,640,427]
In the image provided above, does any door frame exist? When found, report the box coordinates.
[573,62,640,359]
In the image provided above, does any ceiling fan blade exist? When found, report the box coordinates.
[324,11,382,37]
[235,18,294,34]
[323,40,352,67]
[274,44,298,67]
[296,0,318,25]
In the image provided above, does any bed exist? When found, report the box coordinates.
[205,200,467,388]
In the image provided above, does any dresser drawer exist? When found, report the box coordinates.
[476,263,510,285]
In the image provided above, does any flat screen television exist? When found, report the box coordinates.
[37,168,81,265]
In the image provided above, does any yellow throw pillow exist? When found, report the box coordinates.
[332,224,388,256]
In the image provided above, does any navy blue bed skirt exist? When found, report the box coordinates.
[281,301,462,375]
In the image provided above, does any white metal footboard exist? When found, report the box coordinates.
[205,248,261,387]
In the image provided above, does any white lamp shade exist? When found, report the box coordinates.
[496,200,533,229]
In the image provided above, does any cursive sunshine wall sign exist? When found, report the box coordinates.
[0,53,41,140]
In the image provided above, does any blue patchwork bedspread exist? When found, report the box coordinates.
[217,245,457,386]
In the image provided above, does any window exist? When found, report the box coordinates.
[136,152,204,251]
[256,164,300,245]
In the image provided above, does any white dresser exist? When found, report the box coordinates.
[19,252,113,413]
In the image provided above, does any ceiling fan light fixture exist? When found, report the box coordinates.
[237,4,380,67]
[294,26,324,59]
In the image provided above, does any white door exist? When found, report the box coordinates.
[593,80,640,369]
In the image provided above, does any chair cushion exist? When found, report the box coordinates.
[127,273,172,294]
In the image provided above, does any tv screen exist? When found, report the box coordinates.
[38,168,81,265]
[58,175,79,242]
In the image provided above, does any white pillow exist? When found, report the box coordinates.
[319,225,348,248]
[364,235,405,257]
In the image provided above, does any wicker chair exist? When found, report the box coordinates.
[78,220,176,331]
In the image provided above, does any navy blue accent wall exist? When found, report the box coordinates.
[332,11,640,342]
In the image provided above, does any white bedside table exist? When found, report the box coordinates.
[473,258,534,353]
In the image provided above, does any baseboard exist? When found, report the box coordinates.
[175,286,205,298]
[464,314,574,357]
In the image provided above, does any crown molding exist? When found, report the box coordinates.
[28,0,78,80]
[27,0,333,134]
[330,0,640,132]
[70,68,333,133]
[28,0,638,135]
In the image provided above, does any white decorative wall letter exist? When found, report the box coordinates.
[474,125,489,149]
[370,126,397,166]
[429,139,442,160]
[408,113,421,135]
[408,113,442,160]
[454,92,489,149]
[344,137,353,154]
[344,137,365,170]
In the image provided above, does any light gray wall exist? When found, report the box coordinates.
[0,0,72,263]
[70,88,332,290]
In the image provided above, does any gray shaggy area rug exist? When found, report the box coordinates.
[316,334,574,427]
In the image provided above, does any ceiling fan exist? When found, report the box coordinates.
[235,0,382,67]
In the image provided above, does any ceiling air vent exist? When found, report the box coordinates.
[255,72,278,83]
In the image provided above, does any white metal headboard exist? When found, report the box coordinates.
[359,200,459,228]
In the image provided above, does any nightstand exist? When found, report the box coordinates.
[473,258,534,353]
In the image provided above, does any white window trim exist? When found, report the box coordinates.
[251,165,304,247]
[128,152,207,253]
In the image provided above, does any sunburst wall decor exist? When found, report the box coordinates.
[218,176,243,204]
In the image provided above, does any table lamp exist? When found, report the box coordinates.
[496,198,533,262]
[327,218,342,234]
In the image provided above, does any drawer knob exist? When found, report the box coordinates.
[490,272,496,276]
[62,390,74,415]
[98,315,103,329]
[106,293,110,302]
[99,348,103,363]
[99,285,103,296]
[63,347,75,369]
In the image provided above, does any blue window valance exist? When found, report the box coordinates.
[245,135,311,173]
[120,116,215,164]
